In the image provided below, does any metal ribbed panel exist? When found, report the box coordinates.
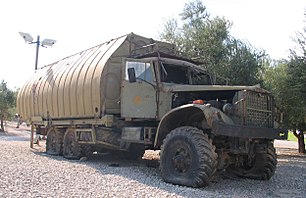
[17,35,128,120]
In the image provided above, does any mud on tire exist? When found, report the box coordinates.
[46,127,64,155]
[160,126,217,188]
[63,128,81,160]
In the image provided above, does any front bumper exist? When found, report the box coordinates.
[212,121,288,140]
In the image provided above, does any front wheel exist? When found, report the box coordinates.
[228,141,277,180]
[160,126,217,187]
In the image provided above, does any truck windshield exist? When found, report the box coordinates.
[191,72,212,85]
[160,62,211,85]
[160,63,189,84]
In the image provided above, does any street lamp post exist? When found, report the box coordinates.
[34,35,40,71]
[19,32,56,148]
[19,32,56,70]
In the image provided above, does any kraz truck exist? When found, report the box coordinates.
[17,33,287,187]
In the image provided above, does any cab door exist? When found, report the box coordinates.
[121,59,157,118]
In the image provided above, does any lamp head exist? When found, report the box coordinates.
[19,32,34,43]
[41,39,56,47]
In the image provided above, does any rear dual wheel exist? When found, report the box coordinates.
[46,127,64,155]
[63,128,92,160]
[63,129,81,159]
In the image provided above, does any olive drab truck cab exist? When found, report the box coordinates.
[17,33,287,187]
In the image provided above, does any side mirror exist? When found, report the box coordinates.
[127,68,136,83]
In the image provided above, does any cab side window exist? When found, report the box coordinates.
[126,61,153,82]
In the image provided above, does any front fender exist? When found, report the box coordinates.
[154,104,233,148]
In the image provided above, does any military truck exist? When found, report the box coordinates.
[17,33,287,187]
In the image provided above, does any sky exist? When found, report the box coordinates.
[0,0,305,90]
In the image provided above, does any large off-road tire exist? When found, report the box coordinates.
[229,141,277,180]
[46,127,64,155]
[80,145,93,158]
[160,126,217,188]
[63,128,81,160]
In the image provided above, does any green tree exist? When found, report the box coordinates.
[226,38,266,85]
[285,11,306,153]
[286,56,306,153]
[263,60,288,110]
[263,11,306,153]
[159,0,265,85]
[264,55,306,154]
[0,80,15,132]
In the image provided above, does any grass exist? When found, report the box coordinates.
[287,131,306,142]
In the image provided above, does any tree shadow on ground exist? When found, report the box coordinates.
[277,147,306,159]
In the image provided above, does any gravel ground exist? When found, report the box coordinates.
[0,122,305,198]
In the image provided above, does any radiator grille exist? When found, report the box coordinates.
[235,90,274,128]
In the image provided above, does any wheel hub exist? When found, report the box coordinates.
[172,147,191,173]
